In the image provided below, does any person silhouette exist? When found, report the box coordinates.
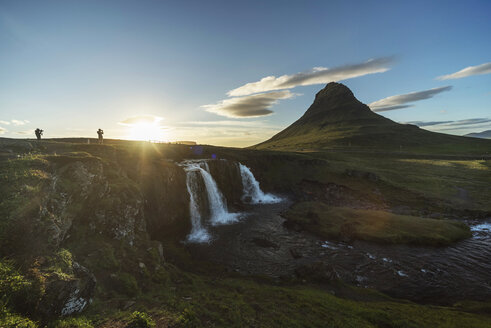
[35,128,43,140]
[97,128,104,144]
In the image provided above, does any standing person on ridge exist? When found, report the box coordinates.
[34,128,43,140]
[97,128,104,144]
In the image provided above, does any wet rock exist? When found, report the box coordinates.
[289,248,303,259]
[294,262,339,283]
[282,219,303,232]
[252,238,279,249]
[207,159,244,208]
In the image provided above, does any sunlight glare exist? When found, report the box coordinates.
[127,121,168,142]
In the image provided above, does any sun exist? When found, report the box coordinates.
[120,115,170,141]
[127,121,167,141]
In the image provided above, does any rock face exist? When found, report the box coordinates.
[138,160,191,240]
[207,159,244,209]
[0,152,167,319]
[43,156,147,247]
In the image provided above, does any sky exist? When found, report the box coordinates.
[1,0,490,147]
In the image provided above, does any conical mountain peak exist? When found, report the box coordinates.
[298,82,374,123]
[253,83,491,152]
[314,82,355,102]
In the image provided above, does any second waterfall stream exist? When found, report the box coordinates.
[181,160,282,243]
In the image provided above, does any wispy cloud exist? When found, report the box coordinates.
[406,118,491,132]
[118,115,163,126]
[181,120,278,127]
[437,62,491,80]
[202,90,296,118]
[405,120,454,127]
[406,118,491,126]
[228,57,394,97]
[369,86,452,112]
[11,119,30,126]
[0,127,6,135]
[1,119,29,126]
[15,130,31,135]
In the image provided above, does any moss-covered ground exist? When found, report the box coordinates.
[283,202,472,246]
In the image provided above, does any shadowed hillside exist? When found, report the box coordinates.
[252,83,491,154]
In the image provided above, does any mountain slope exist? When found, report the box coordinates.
[252,83,491,153]
[466,130,491,139]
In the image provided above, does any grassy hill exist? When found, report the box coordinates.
[252,83,491,154]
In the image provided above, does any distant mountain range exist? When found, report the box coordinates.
[252,82,491,153]
[465,130,491,139]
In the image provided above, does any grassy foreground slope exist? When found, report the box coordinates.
[3,260,491,328]
[252,83,491,155]
[0,139,490,327]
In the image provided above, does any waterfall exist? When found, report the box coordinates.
[198,162,240,225]
[184,164,211,243]
[239,163,282,204]
[181,160,281,243]
[182,161,240,242]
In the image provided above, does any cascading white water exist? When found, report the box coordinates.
[239,163,282,204]
[182,160,240,243]
[184,164,211,243]
[198,162,240,225]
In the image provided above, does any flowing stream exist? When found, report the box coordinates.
[188,201,491,304]
[182,159,491,304]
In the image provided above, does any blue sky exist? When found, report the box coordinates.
[1,0,490,146]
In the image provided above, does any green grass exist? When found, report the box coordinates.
[312,153,491,211]
[283,202,471,246]
[49,317,94,328]
[0,305,37,328]
[126,311,155,328]
[84,268,491,328]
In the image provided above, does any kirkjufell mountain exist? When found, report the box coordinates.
[253,83,491,153]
